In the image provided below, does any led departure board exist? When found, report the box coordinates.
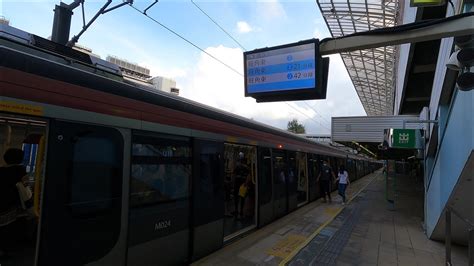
[244,39,327,102]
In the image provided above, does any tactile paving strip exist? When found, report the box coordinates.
[288,196,367,266]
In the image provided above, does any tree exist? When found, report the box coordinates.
[287,119,306,134]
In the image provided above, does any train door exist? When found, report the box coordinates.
[0,114,47,266]
[356,160,361,179]
[287,152,297,212]
[190,140,224,261]
[38,120,128,266]
[272,150,287,218]
[127,132,191,266]
[222,144,257,240]
[308,154,320,202]
[257,147,273,227]
[346,158,355,182]
[296,152,308,207]
[336,157,345,177]
[328,157,338,192]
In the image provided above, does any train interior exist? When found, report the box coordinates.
[223,143,257,240]
[0,114,47,265]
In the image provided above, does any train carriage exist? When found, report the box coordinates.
[0,24,379,266]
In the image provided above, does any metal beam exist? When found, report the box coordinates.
[319,15,474,55]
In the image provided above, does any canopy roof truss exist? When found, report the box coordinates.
[317,0,400,116]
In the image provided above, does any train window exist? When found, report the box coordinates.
[22,143,38,173]
[130,134,191,207]
[69,136,121,215]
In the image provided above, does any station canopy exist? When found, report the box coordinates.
[317,0,399,116]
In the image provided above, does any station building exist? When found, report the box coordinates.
[319,0,473,245]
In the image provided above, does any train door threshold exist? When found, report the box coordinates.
[223,224,257,243]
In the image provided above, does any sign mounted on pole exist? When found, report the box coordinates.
[243,39,328,102]
[391,129,416,149]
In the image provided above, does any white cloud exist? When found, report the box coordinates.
[313,29,323,39]
[257,0,287,21]
[177,46,365,134]
[144,63,188,80]
[178,45,317,130]
[237,21,253,33]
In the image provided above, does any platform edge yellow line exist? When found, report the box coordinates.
[278,172,380,266]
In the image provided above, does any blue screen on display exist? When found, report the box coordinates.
[245,42,316,94]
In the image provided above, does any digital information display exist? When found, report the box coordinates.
[245,42,316,93]
[244,39,326,102]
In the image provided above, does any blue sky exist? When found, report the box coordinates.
[2,0,366,134]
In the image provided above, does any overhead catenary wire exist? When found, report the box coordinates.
[129,2,330,132]
[190,0,247,51]
[188,2,331,131]
[128,3,244,77]
[303,101,331,126]
[285,102,331,132]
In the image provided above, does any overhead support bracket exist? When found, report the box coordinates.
[51,0,132,46]
[144,0,158,15]
[103,1,132,14]
[319,14,474,55]
[66,0,112,47]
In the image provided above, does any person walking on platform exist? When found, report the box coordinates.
[336,166,350,205]
[317,160,335,203]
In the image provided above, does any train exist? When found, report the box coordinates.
[0,24,380,266]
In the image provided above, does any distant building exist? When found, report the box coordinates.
[151,76,180,95]
[0,16,10,25]
[304,134,360,155]
[105,55,180,95]
[72,43,101,58]
[303,134,331,143]
[106,55,151,81]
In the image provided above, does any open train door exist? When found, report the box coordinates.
[38,120,128,266]
[0,114,47,266]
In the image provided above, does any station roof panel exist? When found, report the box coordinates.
[317,0,399,116]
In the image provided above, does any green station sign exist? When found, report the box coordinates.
[392,129,416,149]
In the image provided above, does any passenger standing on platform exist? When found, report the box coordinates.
[336,166,350,204]
[317,160,335,203]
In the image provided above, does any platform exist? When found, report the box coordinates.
[193,170,468,265]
